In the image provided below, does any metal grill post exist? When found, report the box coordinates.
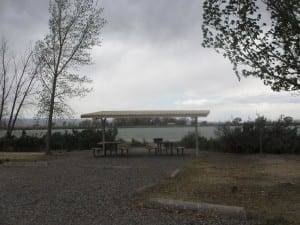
[195,116,199,157]
[101,118,106,155]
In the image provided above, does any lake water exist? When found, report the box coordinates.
[0,126,216,141]
[117,126,216,141]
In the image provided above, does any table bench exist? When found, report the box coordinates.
[118,144,129,156]
[176,146,185,155]
[146,144,158,155]
[147,140,185,156]
[93,142,129,157]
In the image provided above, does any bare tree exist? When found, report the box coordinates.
[6,50,40,138]
[35,0,106,154]
[0,39,40,138]
[0,39,13,126]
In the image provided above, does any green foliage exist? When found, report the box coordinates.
[0,128,118,151]
[14,136,44,151]
[0,158,10,164]
[76,129,101,149]
[179,115,299,154]
[0,131,44,152]
[179,132,197,148]
[130,138,145,147]
[50,132,71,150]
[202,0,300,91]
[51,128,117,150]
[262,216,289,225]
[216,116,300,153]
[179,132,217,150]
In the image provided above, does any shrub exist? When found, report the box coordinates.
[131,138,144,147]
[0,128,118,152]
[215,115,300,154]
[12,131,44,151]
[77,129,102,149]
[179,132,216,150]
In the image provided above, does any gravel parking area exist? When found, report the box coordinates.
[0,150,243,225]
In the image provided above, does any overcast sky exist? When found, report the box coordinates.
[0,0,299,121]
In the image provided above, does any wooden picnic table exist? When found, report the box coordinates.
[163,141,175,155]
[152,138,184,156]
[97,141,119,156]
[153,138,163,153]
[93,141,129,157]
[163,141,185,156]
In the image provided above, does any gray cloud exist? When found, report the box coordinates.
[101,0,202,41]
[0,0,48,51]
[1,0,299,121]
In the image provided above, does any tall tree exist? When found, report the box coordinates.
[35,0,106,154]
[202,0,300,91]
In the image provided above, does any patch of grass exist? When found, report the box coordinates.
[262,216,289,225]
[0,152,45,162]
[144,152,300,224]
[0,151,68,163]
[0,158,9,164]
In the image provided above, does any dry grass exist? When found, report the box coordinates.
[145,152,300,224]
[0,152,45,162]
[0,151,68,163]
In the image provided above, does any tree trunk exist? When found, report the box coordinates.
[6,90,18,139]
[0,43,6,126]
[46,76,57,155]
[0,87,5,126]
[259,128,263,154]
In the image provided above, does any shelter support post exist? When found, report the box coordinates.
[101,118,106,155]
[195,116,199,157]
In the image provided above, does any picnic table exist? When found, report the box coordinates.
[92,141,129,157]
[153,138,163,153]
[150,138,185,156]
[163,141,184,155]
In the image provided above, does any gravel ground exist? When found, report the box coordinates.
[0,150,246,225]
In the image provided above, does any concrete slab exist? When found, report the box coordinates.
[148,198,247,220]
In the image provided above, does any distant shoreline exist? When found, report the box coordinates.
[0,125,196,131]
[1,122,299,131]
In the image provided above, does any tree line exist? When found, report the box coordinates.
[180,115,300,154]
